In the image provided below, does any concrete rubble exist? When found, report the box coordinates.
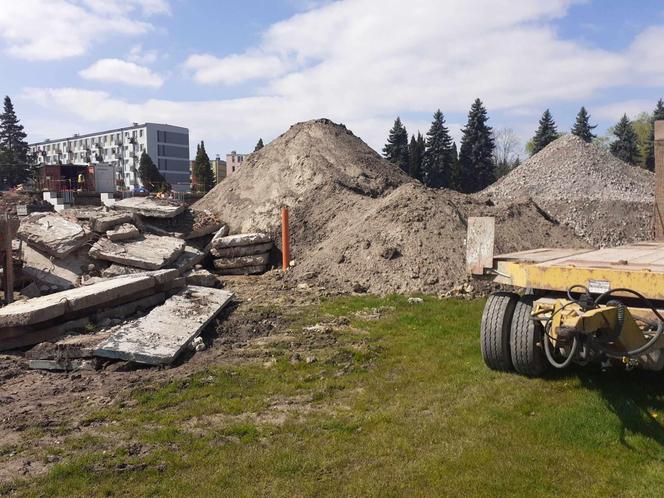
[0,269,182,350]
[114,196,186,218]
[17,213,90,258]
[90,212,133,233]
[211,232,273,276]
[94,286,233,365]
[89,234,185,270]
[106,223,140,242]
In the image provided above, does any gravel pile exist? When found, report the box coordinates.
[194,119,585,295]
[483,134,654,246]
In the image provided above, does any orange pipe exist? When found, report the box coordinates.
[281,207,290,270]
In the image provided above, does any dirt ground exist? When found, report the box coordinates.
[0,272,331,484]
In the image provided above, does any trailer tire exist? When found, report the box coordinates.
[510,295,548,377]
[480,292,519,371]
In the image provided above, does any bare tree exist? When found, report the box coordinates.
[493,128,521,178]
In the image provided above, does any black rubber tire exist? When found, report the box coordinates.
[480,292,519,371]
[510,295,548,377]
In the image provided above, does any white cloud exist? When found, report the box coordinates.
[20,0,664,157]
[594,100,654,122]
[0,0,169,60]
[79,58,164,88]
[127,44,159,64]
[183,53,290,85]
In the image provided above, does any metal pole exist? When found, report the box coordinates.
[655,120,664,239]
[281,207,290,270]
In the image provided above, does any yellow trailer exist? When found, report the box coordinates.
[467,120,664,377]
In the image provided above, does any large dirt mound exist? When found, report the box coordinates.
[195,118,410,233]
[196,119,586,294]
[483,134,654,246]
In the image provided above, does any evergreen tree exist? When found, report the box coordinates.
[254,138,264,152]
[408,132,425,181]
[383,117,409,173]
[421,110,454,188]
[531,109,559,155]
[193,140,214,192]
[610,114,641,166]
[138,151,170,192]
[0,96,30,187]
[646,99,664,171]
[571,106,596,143]
[458,99,495,193]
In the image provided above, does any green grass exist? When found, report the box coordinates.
[7,295,664,497]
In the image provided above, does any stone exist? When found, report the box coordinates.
[28,358,99,371]
[171,246,204,274]
[212,252,270,270]
[211,232,271,249]
[20,282,41,299]
[94,286,234,365]
[113,197,185,218]
[20,244,89,291]
[101,264,143,278]
[90,212,133,233]
[213,264,267,276]
[210,242,273,258]
[106,223,140,242]
[89,234,185,270]
[185,269,218,288]
[408,297,424,304]
[17,213,90,258]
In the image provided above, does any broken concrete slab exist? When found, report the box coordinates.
[1,317,90,351]
[94,286,234,365]
[171,246,204,274]
[89,234,185,270]
[93,292,166,322]
[19,282,41,299]
[0,271,175,328]
[28,358,99,371]
[17,213,90,258]
[213,252,270,270]
[113,197,185,219]
[211,242,273,258]
[91,212,133,232]
[20,244,89,290]
[27,329,111,360]
[211,232,271,249]
[106,223,140,242]
[101,264,143,278]
[185,269,218,288]
[213,264,268,275]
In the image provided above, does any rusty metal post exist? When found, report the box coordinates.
[1,214,15,305]
[655,121,664,239]
[281,207,290,270]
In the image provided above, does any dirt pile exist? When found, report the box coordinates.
[483,134,654,246]
[195,119,586,294]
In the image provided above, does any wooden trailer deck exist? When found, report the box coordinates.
[490,242,664,300]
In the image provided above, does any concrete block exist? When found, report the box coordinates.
[214,264,268,276]
[91,212,132,233]
[211,232,271,249]
[89,234,185,270]
[94,286,234,365]
[211,242,273,258]
[106,223,140,242]
[171,246,204,274]
[17,213,90,258]
[114,197,185,218]
[213,252,270,270]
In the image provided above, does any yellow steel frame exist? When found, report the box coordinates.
[494,260,664,301]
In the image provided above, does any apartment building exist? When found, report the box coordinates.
[29,123,191,191]
[226,151,246,176]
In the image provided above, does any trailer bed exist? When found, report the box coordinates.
[492,242,664,300]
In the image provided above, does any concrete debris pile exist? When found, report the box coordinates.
[483,134,654,246]
[0,271,233,369]
[195,118,586,294]
[210,232,273,275]
[11,196,224,297]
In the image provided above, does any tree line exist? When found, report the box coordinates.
[384,98,664,193]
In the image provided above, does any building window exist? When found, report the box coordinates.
[139,130,143,138]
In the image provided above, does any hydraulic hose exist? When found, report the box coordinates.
[543,327,579,369]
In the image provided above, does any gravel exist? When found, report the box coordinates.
[483,134,654,246]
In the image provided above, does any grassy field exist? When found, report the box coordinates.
[6,295,664,497]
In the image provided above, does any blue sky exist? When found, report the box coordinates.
[1,0,663,159]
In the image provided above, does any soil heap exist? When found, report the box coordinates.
[196,119,585,294]
[483,134,654,246]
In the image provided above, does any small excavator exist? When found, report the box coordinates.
[467,120,664,376]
